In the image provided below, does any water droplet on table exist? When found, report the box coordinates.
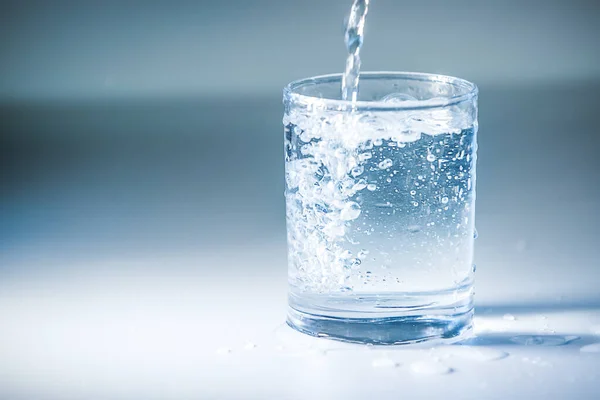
[372,358,400,368]
[410,360,453,375]
[580,343,600,353]
[357,249,369,258]
[433,345,509,362]
[510,335,580,346]
[458,347,509,362]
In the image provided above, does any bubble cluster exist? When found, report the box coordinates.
[284,104,476,293]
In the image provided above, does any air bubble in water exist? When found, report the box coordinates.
[340,202,361,221]
[350,165,364,177]
[357,249,369,259]
[353,179,368,191]
[426,153,436,162]
[339,250,353,259]
[367,184,377,191]
[362,140,373,150]
[359,152,372,161]
[378,159,393,169]
[407,225,421,233]
[441,197,449,204]
[348,258,362,269]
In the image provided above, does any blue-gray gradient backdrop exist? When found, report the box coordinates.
[2,0,599,264]
[1,0,600,398]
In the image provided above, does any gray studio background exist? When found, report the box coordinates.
[2,0,600,295]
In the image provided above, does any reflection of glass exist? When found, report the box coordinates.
[283,72,479,344]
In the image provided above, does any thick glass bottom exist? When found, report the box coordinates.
[287,287,474,345]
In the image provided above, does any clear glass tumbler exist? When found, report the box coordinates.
[283,72,478,344]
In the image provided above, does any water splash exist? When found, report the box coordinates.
[341,0,370,102]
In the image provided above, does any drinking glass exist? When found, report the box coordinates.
[284,72,478,344]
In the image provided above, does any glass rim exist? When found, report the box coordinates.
[283,71,478,111]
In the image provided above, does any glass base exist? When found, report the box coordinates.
[287,288,474,345]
